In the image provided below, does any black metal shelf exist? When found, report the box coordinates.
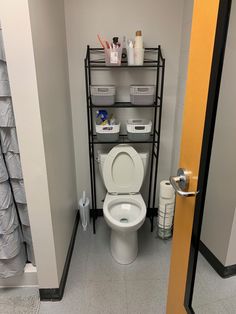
[86,47,162,69]
[91,134,159,145]
[87,64,160,69]
[90,101,160,108]
[84,45,165,234]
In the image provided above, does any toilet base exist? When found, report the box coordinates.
[110,230,138,264]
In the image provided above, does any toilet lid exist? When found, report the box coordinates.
[103,145,144,194]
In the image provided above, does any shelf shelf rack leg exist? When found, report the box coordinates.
[85,45,97,233]
[151,54,165,229]
[147,45,160,232]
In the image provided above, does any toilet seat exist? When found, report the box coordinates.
[103,193,146,231]
[103,145,144,194]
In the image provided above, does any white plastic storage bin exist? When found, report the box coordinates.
[90,85,116,105]
[96,123,120,142]
[126,119,152,141]
[130,85,155,105]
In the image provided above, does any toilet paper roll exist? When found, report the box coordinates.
[159,196,175,209]
[157,215,173,228]
[159,203,175,215]
[158,202,175,229]
[158,227,172,239]
[159,180,175,199]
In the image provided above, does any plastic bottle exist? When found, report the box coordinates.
[122,36,127,62]
[135,30,143,49]
[112,37,120,47]
[134,30,144,65]
[127,40,135,65]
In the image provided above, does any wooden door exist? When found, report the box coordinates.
[167,0,231,313]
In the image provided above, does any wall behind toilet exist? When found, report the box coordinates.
[64,0,185,206]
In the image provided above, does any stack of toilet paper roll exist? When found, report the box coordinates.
[157,180,175,239]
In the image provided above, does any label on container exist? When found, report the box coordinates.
[110,51,119,64]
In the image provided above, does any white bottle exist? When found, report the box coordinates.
[134,30,144,65]
[135,30,143,49]
[127,40,135,66]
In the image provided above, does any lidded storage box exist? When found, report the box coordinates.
[130,85,155,105]
[96,123,120,142]
[90,85,116,105]
[126,119,152,141]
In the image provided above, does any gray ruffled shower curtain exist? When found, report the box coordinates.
[0,22,35,278]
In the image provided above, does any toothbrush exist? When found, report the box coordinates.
[97,34,105,49]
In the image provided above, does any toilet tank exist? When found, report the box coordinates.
[98,151,149,182]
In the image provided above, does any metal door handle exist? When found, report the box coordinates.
[169,168,199,198]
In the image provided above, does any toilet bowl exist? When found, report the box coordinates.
[98,145,148,264]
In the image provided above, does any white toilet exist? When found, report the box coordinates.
[98,144,149,264]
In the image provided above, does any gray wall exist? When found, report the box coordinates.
[64,0,185,207]
[201,0,236,266]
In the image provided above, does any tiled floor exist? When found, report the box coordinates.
[39,219,171,314]
[1,218,236,313]
[38,218,236,314]
[193,253,236,313]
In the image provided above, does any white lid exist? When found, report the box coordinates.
[103,145,144,193]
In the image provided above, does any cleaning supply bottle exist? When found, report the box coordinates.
[112,37,120,47]
[122,36,127,63]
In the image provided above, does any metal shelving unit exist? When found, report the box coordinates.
[84,45,165,234]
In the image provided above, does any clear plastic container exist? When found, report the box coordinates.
[104,47,122,66]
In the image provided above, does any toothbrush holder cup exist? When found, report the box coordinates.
[104,46,122,66]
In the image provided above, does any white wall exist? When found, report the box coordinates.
[64,0,185,206]
[0,0,77,288]
[171,0,193,174]
[201,0,236,266]
[28,0,77,283]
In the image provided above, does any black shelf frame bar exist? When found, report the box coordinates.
[89,101,160,108]
[84,45,165,234]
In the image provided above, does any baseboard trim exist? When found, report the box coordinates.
[199,240,236,278]
[39,211,80,301]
